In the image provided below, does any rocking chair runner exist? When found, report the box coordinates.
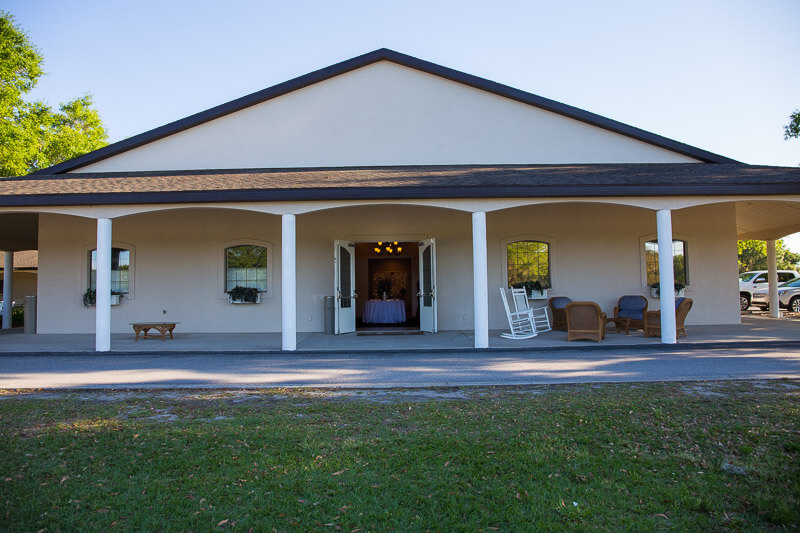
[499,288,538,339]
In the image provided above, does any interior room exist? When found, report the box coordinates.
[354,241,419,331]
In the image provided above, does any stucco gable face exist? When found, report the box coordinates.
[74,61,699,173]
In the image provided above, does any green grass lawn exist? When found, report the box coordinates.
[1,381,798,531]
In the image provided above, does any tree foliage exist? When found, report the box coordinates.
[785,110,800,140]
[738,240,800,272]
[0,11,107,176]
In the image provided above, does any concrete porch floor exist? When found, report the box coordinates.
[1,315,798,354]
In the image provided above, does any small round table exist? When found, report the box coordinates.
[607,316,631,334]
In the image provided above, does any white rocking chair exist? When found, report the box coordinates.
[499,287,537,339]
[511,287,552,333]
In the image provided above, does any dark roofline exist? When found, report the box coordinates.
[2,183,797,208]
[32,49,738,175]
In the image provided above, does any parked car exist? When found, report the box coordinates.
[751,277,800,313]
[739,270,800,311]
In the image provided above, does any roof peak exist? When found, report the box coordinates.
[32,49,737,175]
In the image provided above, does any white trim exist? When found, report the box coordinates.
[217,239,274,299]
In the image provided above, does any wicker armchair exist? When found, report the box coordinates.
[645,298,693,338]
[613,295,648,331]
[548,296,573,331]
[565,301,607,342]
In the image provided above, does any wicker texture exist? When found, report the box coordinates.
[565,301,607,343]
[613,295,648,331]
[548,296,572,331]
[645,298,693,338]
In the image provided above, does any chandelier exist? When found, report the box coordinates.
[373,241,403,255]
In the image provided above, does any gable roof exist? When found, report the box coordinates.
[32,49,737,175]
[6,164,798,207]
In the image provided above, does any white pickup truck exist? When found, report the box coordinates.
[739,270,800,311]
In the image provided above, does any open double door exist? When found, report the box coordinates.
[334,239,437,334]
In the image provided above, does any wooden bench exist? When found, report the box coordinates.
[131,322,178,341]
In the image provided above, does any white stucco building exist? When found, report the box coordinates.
[1,49,799,350]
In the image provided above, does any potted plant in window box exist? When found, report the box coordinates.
[649,282,686,298]
[82,289,123,307]
[512,280,548,300]
[228,286,261,304]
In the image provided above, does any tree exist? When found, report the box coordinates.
[738,240,800,272]
[785,110,800,140]
[0,11,107,176]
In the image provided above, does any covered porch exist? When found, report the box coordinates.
[1,314,798,353]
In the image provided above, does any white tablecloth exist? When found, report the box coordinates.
[363,299,406,324]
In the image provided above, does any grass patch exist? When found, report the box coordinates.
[0,381,798,531]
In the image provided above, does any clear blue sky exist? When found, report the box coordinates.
[4,0,800,248]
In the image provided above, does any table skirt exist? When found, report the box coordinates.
[363,300,406,324]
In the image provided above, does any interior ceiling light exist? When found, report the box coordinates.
[373,241,402,255]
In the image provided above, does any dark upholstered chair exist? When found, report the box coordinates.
[645,298,693,338]
[565,301,606,343]
[613,295,648,331]
[548,296,573,331]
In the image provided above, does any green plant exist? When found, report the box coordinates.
[82,288,96,307]
[649,281,686,292]
[228,285,259,303]
[512,280,545,294]
[11,306,23,327]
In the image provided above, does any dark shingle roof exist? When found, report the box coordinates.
[31,49,736,175]
[2,164,798,207]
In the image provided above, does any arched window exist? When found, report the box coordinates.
[507,240,551,288]
[89,248,130,293]
[225,245,267,292]
[644,240,688,286]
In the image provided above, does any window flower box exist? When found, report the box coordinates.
[527,289,548,300]
[82,289,123,307]
[650,286,686,298]
[227,286,261,304]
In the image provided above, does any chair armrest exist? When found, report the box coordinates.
[613,306,620,317]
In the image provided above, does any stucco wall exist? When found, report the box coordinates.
[0,271,37,302]
[74,61,698,173]
[36,202,738,334]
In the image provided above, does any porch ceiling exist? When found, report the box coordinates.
[735,200,800,240]
[0,213,37,251]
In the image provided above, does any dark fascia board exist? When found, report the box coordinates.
[2,183,797,208]
[32,49,737,176]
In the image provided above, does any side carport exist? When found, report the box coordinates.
[735,200,800,317]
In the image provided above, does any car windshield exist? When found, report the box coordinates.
[739,272,757,282]
[779,278,800,288]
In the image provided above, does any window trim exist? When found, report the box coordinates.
[218,239,274,299]
[500,234,556,290]
[84,241,135,300]
[639,235,689,291]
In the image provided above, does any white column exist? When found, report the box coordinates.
[472,212,489,349]
[281,214,297,351]
[766,239,780,318]
[656,209,677,344]
[2,251,13,329]
[95,218,112,351]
